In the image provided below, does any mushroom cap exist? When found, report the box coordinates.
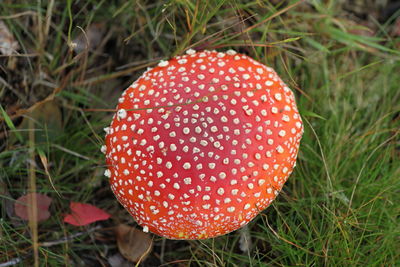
[104,50,303,239]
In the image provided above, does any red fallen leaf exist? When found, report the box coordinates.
[64,202,110,226]
[14,193,52,222]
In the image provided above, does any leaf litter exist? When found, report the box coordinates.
[14,193,52,222]
[115,224,153,263]
[63,202,111,226]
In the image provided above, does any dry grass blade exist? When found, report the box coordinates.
[37,149,62,198]
[264,214,329,258]
[28,119,39,267]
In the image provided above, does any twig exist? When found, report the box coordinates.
[28,120,39,267]
[40,225,101,247]
[51,144,94,161]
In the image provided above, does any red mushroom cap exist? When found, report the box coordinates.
[103,49,303,239]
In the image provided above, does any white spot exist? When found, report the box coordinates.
[183,127,190,135]
[217,188,225,195]
[216,61,225,67]
[227,207,235,212]
[178,59,187,64]
[173,183,180,189]
[186,48,196,55]
[265,80,273,86]
[117,109,127,119]
[170,144,177,151]
[282,115,290,122]
[158,60,169,67]
[203,195,210,201]
[213,141,221,148]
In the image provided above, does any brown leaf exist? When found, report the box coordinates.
[16,100,62,143]
[14,193,52,222]
[0,20,20,55]
[72,23,106,53]
[115,224,153,263]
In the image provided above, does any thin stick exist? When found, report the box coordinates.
[28,120,39,267]
[40,225,101,247]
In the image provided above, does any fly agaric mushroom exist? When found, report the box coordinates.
[103,49,303,239]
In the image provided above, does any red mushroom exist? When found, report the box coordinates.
[103,49,303,239]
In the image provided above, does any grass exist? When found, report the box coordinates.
[1,0,399,266]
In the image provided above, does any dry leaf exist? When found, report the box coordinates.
[72,23,105,53]
[115,224,153,263]
[64,202,111,226]
[14,193,52,222]
[0,20,20,55]
[16,100,62,144]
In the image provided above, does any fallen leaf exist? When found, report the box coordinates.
[72,23,105,53]
[64,202,110,226]
[115,224,153,263]
[14,193,52,222]
[16,100,63,144]
[0,20,20,55]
